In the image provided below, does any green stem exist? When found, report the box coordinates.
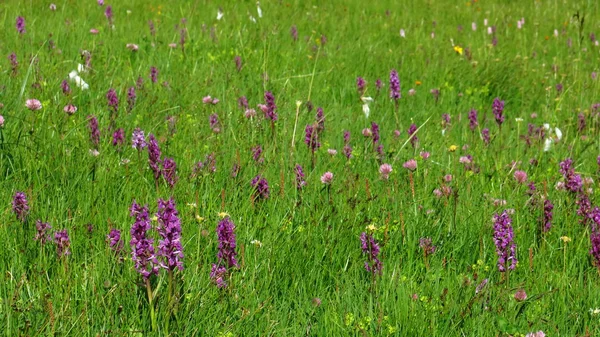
[166,270,174,335]
[146,279,157,333]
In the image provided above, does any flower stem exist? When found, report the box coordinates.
[145,279,157,333]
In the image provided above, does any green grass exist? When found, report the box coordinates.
[1,0,600,335]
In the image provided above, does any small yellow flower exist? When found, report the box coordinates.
[195,215,204,222]
[454,45,464,55]
[296,100,302,108]
[218,212,229,218]
[448,145,458,152]
[151,215,158,222]
[415,80,422,86]
[560,236,571,243]
[366,224,377,232]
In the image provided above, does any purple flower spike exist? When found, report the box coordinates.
[234,56,242,72]
[105,6,113,26]
[304,124,320,153]
[162,158,178,189]
[107,229,124,254]
[54,230,71,258]
[407,124,418,148]
[12,191,29,223]
[130,201,159,279]
[112,128,125,147]
[34,220,52,244]
[492,97,505,126]
[371,122,380,144]
[156,198,184,271]
[542,199,553,232]
[210,264,228,288]
[127,87,136,112]
[590,211,600,269]
[250,175,270,199]
[295,164,306,190]
[316,107,325,132]
[360,232,383,275]
[147,134,163,183]
[389,69,401,101]
[357,77,366,96]
[88,115,100,147]
[264,91,278,121]
[150,66,158,83]
[482,128,490,145]
[559,158,582,193]
[132,128,147,150]
[493,210,517,272]
[16,16,26,34]
[216,217,238,268]
[61,80,71,96]
[419,237,436,256]
[290,25,298,41]
[106,88,119,113]
[468,109,478,131]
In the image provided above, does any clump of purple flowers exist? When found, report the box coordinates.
[357,77,366,96]
[127,87,136,112]
[295,164,306,190]
[360,232,382,275]
[304,124,320,153]
[389,69,401,101]
[54,229,71,258]
[492,97,505,127]
[147,134,163,183]
[371,122,380,144]
[34,220,52,245]
[234,56,242,72]
[419,237,436,256]
[112,128,125,147]
[150,66,158,84]
[162,158,178,189]
[211,217,238,288]
[61,80,71,95]
[251,175,270,200]
[252,145,263,164]
[16,16,26,35]
[542,199,553,233]
[105,5,113,26]
[156,198,184,271]
[343,130,352,159]
[107,228,124,257]
[481,128,490,145]
[468,109,478,131]
[315,107,325,132]
[9,52,18,75]
[130,201,159,279]
[106,88,119,113]
[209,113,221,133]
[12,191,29,223]
[88,115,100,147]
[132,128,147,150]
[264,91,278,122]
[559,158,582,193]
[408,124,418,148]
[290,25,298,41]
[492,210,517,272]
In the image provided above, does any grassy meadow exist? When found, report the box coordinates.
[1,0,600,335]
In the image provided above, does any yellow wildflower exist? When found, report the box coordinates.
[454,45,464,55]
[448,145,458,152]
[218,212,229,218]
[560,236,571,243]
